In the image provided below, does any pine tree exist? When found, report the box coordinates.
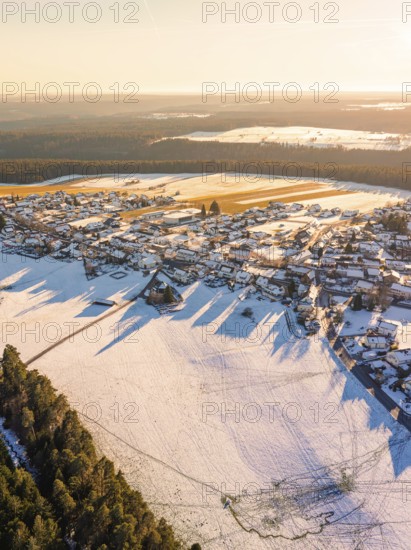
[209,200,221,216]
[288,280,296,296]
[164,285,174,304]
[352,293,363,311]
[201,204,206,218]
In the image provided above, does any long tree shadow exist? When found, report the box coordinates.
[96,299,155,355]
[340,370,411,477]
[169,282,226,324]
[1,256,145,318]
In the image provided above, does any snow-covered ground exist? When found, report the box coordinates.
[56,174,411,213]
[1,256,411,549]
[0,255,147,358]
[174,126,411,151]
[0,417,33,472]
[344,102,411,112]
[338,306,411,351]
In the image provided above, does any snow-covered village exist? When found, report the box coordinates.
[2,181,411,417]
[2,4,411,546]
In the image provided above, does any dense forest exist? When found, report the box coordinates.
[0,113,411,192]
[0,434,65,549]
[2,126,411,169]
[0,346,197,550]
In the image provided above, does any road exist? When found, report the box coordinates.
[328,326,411,432]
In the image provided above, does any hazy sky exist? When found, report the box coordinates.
[1,0,410,94]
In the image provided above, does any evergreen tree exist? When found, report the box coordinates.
[209,200,221,216]
[164,285,174,304]
[201,204,206,218]
[0,346,182,549]
[352,293,363,311]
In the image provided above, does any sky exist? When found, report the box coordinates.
[1,0,410,94]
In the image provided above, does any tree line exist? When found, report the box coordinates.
[0,346,201,550]
[0,158,410,192]
[1,124,411,169]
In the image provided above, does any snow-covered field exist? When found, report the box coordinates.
[344,103,411,112]
[1,256,411,549]
[0,256,147,358]
[73,174,411,214]
[174,126,411,151]
[1,172,409,216]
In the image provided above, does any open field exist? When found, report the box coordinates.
[0,256,411,549]
[190,188,355,214]
[1,173,409,217]
[120,204,185,220]
[174,126,411,151]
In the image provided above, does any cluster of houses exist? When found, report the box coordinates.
[2,187,411,410]
[1,191,411,305]
[342,317,411,410]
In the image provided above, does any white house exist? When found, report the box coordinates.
[235,271,253,285]
[173,268,191,284]
[175,248,198,263]
[364,335,388,350]
[347,268,365,280]
[219,264,236,279]
[355,280,375,294]
[390,283,411,300]
[376,320,398,339]
[138,254,161,270]
[386,349,411,368]
[261,284,285,300]
[297,297,315,313]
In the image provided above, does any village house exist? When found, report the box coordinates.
[172,268,191,284]
[175,248,198,264]
[375,320,399,339]
[235,270,253,285]
[355,280,375,294]
[364,335,388,350]
[138,254,161,270]
[390,283,411,300]
[386,349,411,368]
[296,296,315,313]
